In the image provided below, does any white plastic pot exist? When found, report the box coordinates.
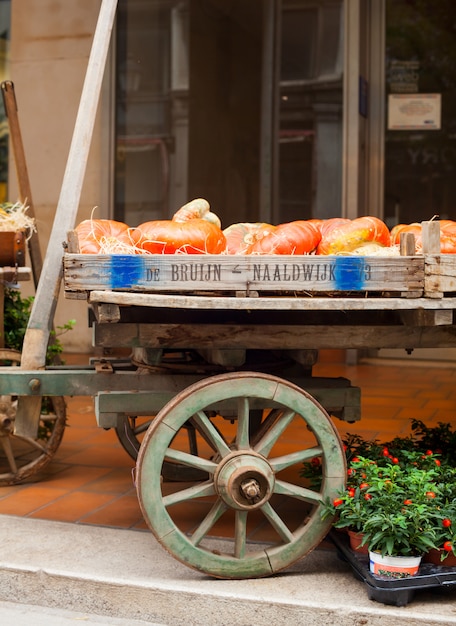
[369,551,422,578]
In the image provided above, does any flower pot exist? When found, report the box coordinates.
[348,530,369,555]
[369,551,422,578]
[424,549,456,567]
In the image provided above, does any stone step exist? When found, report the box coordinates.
[0,515,455,626]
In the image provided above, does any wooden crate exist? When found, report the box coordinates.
[425,255,456,297]
[64,253,425,297]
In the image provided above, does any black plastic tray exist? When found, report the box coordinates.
[329,530,456,606]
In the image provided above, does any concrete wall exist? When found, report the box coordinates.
[9,0,108,353]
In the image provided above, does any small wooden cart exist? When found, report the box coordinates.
[0,236,66,483]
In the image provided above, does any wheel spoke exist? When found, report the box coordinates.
[163,480,216,507]
[236,397,250,450]
[190,499,228,546]
[260,501,294,543]
[249,408,282,447]
[189,415,222,452]
[12,435,47,453]
[269,446,323,472]
[253,409,296,457]
[234,510,248,558]
[274,478,322,504]
[192,410,231,457]
[0,437,18,473]
[133,418,153,435]
[165,448,218,473]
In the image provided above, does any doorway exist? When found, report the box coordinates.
[383,0,456,228]
[114,0,345,229]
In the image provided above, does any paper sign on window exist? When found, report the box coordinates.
[388,94,441,130]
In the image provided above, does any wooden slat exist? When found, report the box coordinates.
[93,322,456,350]
[95,381,361,427]
[64,253,425,294]
[400,232,416,256]
[0,267,32,282]
[399,309,453,327]
[87,290,456,311]
[422,221,441,254]
[425,256,456,295]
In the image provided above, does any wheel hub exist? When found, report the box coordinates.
[214,451,275,510]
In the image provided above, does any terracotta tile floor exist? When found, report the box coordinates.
[0,350,455,541]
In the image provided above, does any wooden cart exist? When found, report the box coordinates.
[1,0,456,579]
[3,223,456,578]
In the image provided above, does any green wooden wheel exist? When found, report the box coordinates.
[0,350,67,485]
[136,371,346,579]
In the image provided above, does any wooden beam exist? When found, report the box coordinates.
[93,322,456,351]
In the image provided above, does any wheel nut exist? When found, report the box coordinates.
[29,378,41,392]
[240,478,261,500]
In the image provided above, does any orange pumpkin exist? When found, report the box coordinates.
[246,220,321,255]
[310,217,350,237]
[317,216,390,255]
[391,221,456,253]
[75,219,132,253]
[390,223,422,246]
[223,222,276,254]
[440,221,456,253]
[132,218,226,254]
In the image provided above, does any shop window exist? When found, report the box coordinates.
[279,1,343,223]
[384,0,456,226]
[114,0,343,229]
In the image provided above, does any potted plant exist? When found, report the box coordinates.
[323,452,442,577]
[424,504,456,566]
[424,465,456,566]
[306,421,456,574]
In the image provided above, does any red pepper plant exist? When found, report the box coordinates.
[303,420,456,560]
[322,453,445,557]
[430,464,456,561]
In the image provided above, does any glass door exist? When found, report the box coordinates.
[114,0,351,229]
[278,0,344,223]
[383,0,456,227]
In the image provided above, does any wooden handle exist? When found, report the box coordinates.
[15,0,119,438]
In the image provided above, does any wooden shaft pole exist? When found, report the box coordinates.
[1,80,43,287]
[15,0,118,437]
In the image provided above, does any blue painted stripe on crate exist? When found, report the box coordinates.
[333,256,366,290]
[109,255,144,289]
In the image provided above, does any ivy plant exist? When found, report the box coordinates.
[2,287,75,363]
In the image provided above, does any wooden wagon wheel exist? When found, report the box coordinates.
[0,349,66,486]
[136,371,346,579]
